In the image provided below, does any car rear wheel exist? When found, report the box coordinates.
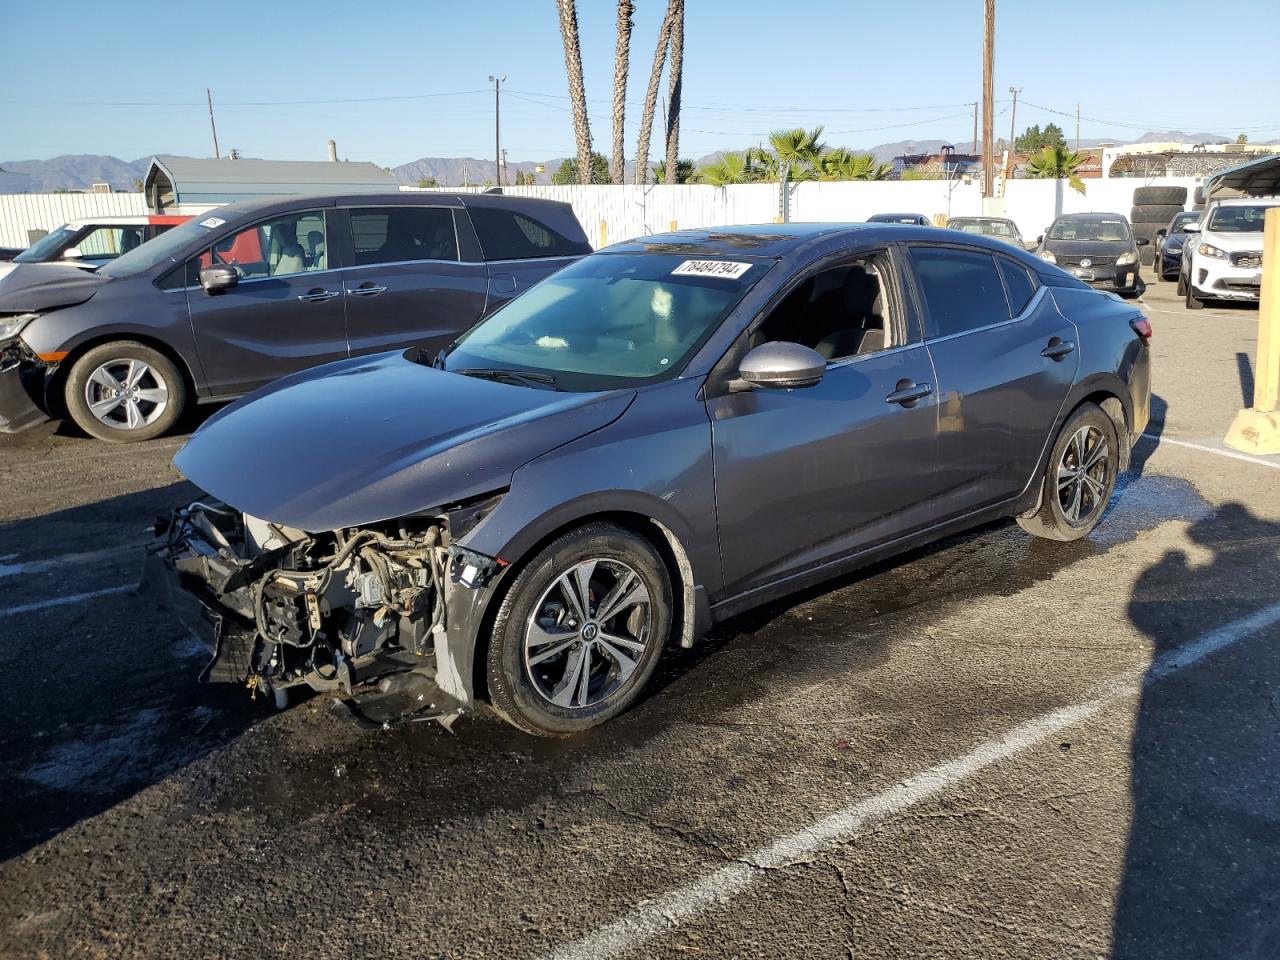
[65,341,186,443]
[1017,403,1118,542]
[487,523,672,737]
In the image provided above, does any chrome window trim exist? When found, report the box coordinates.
[824,340,922,370]
[921,285,1048,346]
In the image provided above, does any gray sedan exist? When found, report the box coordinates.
[148,223,1152,736]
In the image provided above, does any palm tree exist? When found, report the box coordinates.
[664,0,686,180]
[610,0,634,184]
[767,127,827,179]
[816,149,893,182]
[1026,145,1088,195]
[654,158,695,184]
[634,7,673,184]
[696,152,758,186]
[555,0,593,185]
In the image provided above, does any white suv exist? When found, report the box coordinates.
[1180,197,1278,309]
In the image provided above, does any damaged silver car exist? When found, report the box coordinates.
[149,224,1151,736]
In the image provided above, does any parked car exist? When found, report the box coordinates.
[1152,211,1201,282]
[1034,213,1147,297]
[868,212,932,225]
[1179,197,1280,309]
[0,215,189,280]
[147,222,1152,737]
[947,216,1027,248]
[0,192,590,440]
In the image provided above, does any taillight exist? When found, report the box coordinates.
[1130,317,1152,339]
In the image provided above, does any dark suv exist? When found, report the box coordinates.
[0,192,589,441]
[1034,213,1147,297]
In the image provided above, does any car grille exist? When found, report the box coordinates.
[1058,255,1116,267]
[1230,251,1262,268]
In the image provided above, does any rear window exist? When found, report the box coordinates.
[349,206,458,265]
[467,206,585,260]
[996,257,1037,314]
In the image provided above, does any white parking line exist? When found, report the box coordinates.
[1142,433,1280,471]
[0,585,133,618]
[0,544,144,579]
[543,600,1280,960]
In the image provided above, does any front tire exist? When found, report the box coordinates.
[65,341,186,443]
[487,523,672,737]
[1017,403,1119,542]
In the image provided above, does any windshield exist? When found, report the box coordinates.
[445,253,770,391]
[1206,205,1273,233]
[13,225,77,263]
[951,219,1015,237]
[1048,219,1130,242]
[99,216,219,278]
[1170,212,1199,232]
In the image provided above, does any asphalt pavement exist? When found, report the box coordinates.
[1,277,1278,959]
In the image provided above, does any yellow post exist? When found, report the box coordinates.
[668,219,678,232]
[1225,206,1280,454]
[599,220,607,248]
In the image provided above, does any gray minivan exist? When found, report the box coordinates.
[0,192,589,441]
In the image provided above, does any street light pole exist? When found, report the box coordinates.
[488,75,506,187]
[1006,86,1021,187]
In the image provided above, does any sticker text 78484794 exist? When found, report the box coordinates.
[671,260,752,280]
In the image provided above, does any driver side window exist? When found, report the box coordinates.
[189,211,328,284]
[751,255,894,361]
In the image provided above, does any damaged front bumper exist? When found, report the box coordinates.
[0,339,53,434]
[144,498,505,725]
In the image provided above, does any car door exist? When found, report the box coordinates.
[185,207,348,397]
[339,205,488,359]
[908,244,1078,517]
[706,248,941,600]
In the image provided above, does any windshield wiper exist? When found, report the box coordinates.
[454,367,561,390]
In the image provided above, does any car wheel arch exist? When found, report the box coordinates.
[467,507,702,705]
[47,332,198,418]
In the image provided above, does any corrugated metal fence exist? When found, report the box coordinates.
[0,193,147,248]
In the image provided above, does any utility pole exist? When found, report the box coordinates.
[972,102,979,154]
[1075,103,1081,152]
[488,75,506,187]
[1006,86,1021,184]
[206,88,220,160]
[981,0,995,199]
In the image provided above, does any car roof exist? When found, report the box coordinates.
[1214,196,1280,207]
[195,190,571,224]
[1054,212,1127,221]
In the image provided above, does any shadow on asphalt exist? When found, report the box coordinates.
[1236,351,1255,408]
[1130,393,1168,477]
[1112,503,1280,958]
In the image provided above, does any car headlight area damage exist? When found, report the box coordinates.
[145,497,505,726]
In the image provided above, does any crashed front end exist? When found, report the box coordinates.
[145,497,504,724]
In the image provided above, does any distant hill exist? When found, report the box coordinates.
[4,131,1272,193]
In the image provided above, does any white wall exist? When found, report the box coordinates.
[0,177,1201,252]
[0,193,147,248]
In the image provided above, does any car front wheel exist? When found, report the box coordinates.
[65,341,186,442]
[487,523,672,737]
[1017,403,1119,542]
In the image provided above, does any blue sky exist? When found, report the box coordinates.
[3,0,1278,165]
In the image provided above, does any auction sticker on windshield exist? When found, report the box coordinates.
[672,259,752,279]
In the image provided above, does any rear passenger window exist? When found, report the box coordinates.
[996,257,1038,315]
[909,247,1012,338]
[467,207,583,260]
[349,207,458,266]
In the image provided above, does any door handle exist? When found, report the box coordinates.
[349,284,388,297]
[298,289,341,303]
[1041,338,1076,361]
[885,380,932,407]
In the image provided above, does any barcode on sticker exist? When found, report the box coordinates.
[672,259,752,280]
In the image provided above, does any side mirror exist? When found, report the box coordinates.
[1035,234,1044,245]
[199,264,239,294]
[731,342,826,392]
[1183,222,1201,233]
[61,246,82,260]
[1135,237,1150,247]
[1155,229,1167,238]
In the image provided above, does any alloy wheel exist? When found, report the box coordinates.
[1056,425,1109,524]
[523,558,652,710]
[83,359,169,430]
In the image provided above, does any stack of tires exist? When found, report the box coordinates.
[1130,186,1189,266]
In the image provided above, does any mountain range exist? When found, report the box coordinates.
[0,131,1258,193]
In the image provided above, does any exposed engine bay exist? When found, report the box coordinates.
[146,498,504,725]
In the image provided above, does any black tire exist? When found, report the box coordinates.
[1193,186,1205,205]
[64,341,187,443]
[487,523,672,737]
[1017,403,1119,542]
[1130,204,1184,224]
[1133,186,1188,206]
[1186,284,1206,310]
